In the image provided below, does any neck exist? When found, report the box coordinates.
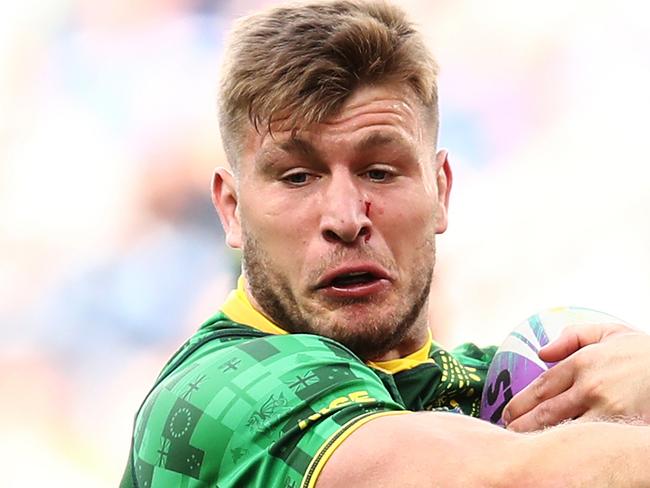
[366,321,431,361]
[241,274,433,361]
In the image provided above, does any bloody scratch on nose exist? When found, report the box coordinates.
[364,201,372,242]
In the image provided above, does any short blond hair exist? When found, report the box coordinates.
[218,0,439,169]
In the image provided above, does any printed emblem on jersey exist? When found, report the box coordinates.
[246,393,290,433]
[220,357,242,373]
[181,373,207,401]
[286,371,320,394]
[230,446,248,463]
[160,397,205,479]
[291,363,358,401]
[268,403,318,471]
[297,390,376,430]
[164,362,200,391]
[134,456,155,488]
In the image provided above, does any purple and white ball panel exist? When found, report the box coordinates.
[479,306,626,426]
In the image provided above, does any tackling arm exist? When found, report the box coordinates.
[316,411,650,488]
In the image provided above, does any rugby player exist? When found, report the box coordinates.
[121,1,650,486]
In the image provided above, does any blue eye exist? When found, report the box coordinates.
[282,172,314,186]
[367,169,389,181]
[287,173,307,183]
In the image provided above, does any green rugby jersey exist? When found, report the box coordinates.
[121,279,496,487]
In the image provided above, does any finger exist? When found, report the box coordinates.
[503,359,576,425]
[506,388,588,432]
[539,324,610,362]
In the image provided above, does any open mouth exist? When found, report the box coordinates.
[315,266,390,298]
[329,271,378,288]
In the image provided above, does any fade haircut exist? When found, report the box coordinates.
[218,0,439,171]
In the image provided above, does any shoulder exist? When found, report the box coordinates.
[129,326,403,487]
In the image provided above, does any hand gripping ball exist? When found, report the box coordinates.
[479,306,626,426]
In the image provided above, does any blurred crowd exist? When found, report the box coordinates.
[1,1,243,484]
[1,0,649,486]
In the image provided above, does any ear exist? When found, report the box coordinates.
[433,149,452,234]
[211,167,242,249]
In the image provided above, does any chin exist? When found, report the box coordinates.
[312,310,404,356]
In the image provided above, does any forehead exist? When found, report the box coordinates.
[241,84,432,165]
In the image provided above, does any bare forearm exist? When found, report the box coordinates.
[518,421,650,488]
[316,412,650,488]
[423,415,650,488]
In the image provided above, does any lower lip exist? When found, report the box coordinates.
[318,278,391,299]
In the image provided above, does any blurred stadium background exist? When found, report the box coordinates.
[1,0,649,485]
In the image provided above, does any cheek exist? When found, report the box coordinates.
[241,180,319,221]
[372,193,436,253]
[240,192,313,264]
[244,207,306,247]
[373,191,435,230]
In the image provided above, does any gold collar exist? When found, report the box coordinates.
[221,276,434,373]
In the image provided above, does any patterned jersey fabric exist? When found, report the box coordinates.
[121,282,496,487]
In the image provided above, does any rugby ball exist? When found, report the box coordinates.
[479,306,626,425]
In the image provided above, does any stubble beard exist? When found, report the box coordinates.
[241,233,435,360]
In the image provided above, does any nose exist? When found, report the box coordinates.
[319,174,372,244]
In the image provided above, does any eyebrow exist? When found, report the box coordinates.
[258,130,412,168]
[277,137,321,161]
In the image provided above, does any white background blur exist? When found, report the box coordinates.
[1,0,649,485]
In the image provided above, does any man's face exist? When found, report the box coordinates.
[214,84,451,359]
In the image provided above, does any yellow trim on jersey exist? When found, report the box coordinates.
[367,329,435,374]
[303,410,411,488]
[221,276,288,335]
[222,276,435,373]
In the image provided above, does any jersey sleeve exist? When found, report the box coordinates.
[127,333,406,488]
